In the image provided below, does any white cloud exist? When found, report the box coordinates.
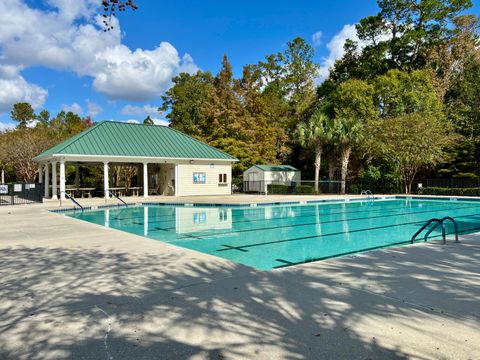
[61,102,83,114]
[318,24,359,82]
[86,100,103,117]
[0,0,198,103]
[151,118,169,127]
[0,65,47,112]
[123,117,169,126]
[121,104,159,117]
[0,121,15,132]
[312,31,323,48]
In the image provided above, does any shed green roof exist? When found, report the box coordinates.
[253,165,299,172]
[34,121,237,161]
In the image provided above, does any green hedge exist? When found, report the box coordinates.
[294,185,314,194]
[418,187,480,196]
[267,184,290,194]
[266,184,315,195]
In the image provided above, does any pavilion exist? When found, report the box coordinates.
[33,121,237,200]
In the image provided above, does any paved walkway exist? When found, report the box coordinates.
[0,198,479,359]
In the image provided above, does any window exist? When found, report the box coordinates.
[193,172,206,184]
[219,173,227,184]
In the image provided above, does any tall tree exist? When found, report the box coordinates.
[295,111,333,192]
[11,102,35,128]
[160,71,213,141]
[143,116,154,125]
[370,113,452,193]
[329,0,475,82]
[333,117,364,194]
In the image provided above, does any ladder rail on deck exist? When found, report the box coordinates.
[106,190,128,207]
[61,191,84,211]
[411,216,459,244]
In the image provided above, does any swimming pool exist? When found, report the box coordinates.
[65,198,480,270]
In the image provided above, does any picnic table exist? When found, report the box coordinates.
[129,187,142,196]
[65,187,95,198]
[109,187,127,197]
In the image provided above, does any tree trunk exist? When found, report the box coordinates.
[314,144,322,193]
[340,146,351,195]
[328,155,335,193]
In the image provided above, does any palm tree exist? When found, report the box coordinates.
[295,111,333,193]
[333,117,364,194]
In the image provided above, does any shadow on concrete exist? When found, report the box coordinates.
[1,238,479,359]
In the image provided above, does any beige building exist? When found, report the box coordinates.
[33,121,237,200]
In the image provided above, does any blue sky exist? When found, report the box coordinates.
[0,0,477,129]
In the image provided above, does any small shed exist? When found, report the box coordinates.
[243,165,301,194]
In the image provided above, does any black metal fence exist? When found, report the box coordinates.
[418,178,480,189]
[0,183,43,206]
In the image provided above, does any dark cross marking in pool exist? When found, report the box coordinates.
[154,227,169,232]
[275,259,294,266]
[220,244,248,252]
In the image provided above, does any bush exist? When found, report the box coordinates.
[267,184,290,194]
[294,185,314,194]
[418,187,480,196]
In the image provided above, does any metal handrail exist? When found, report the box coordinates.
[61,191,84,211]
[411,216,459,244]
[360,190,374,201]
[106,190,128,207]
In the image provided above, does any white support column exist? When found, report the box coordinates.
[59,161,66,200]
[104,162,109,201]
[143,162,149,198]
[52,162,58,199]
[44,163,49,198]
[38,164,43,184]
[174,163,179,196]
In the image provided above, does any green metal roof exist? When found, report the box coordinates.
[34,121,237,161]
[253,165,299,172]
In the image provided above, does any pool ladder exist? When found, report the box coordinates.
[360,190,374,201]
[411,216,459,244]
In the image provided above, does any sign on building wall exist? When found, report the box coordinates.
[0,184,8,194]
[193,172,206,184]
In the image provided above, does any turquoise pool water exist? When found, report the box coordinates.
[66,198,480,270]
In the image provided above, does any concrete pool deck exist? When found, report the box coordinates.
[1,196,479,359]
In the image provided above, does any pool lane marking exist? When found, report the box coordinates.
[125,201,409,230]
[138,202,477,237]
[272,223,480,269]
[107,200,410,226]
[272,239,417,268]
[171,203,480,241]
[215,211,480,253]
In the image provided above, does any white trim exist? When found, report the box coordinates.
[35,154,237,163]
[174,163,179,196]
